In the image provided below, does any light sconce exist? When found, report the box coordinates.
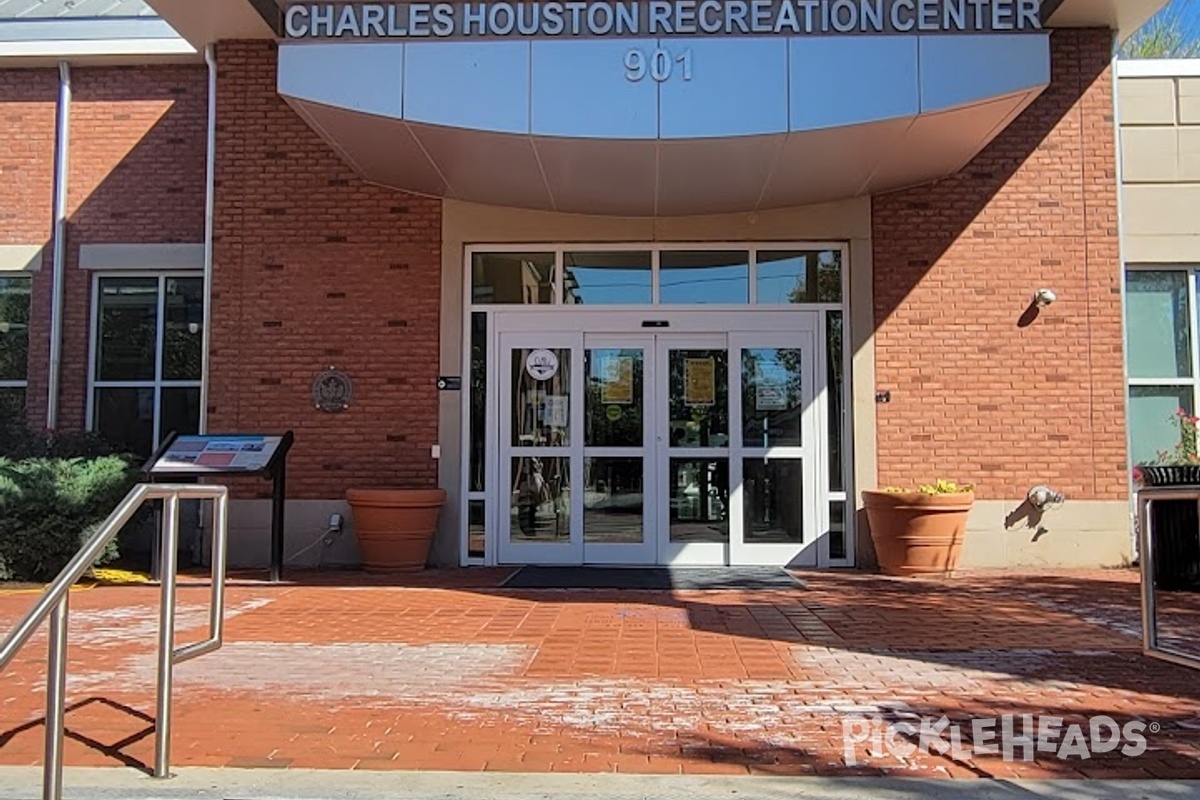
[187,322,201,335]
[0,322,8,334]
[1033,288,1057,308]
[1027,484,1065,511]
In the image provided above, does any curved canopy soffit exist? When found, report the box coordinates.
[278,30,1050,215]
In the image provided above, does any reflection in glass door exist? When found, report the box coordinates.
[582,337,655,563]
[658,336,731,565]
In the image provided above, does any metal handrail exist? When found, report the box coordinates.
[0,483,230,800]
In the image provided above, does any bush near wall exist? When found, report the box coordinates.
[0,456,139,582]
[0,409,139,582]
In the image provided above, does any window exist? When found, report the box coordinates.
[1125,269,1200,468]
[0,276,31,424]
[91,275,203,456]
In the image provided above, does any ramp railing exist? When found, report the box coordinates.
[0,483,230,800]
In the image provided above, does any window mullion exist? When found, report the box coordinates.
[153,276,166,448]
[1191,268,1200,414]
[748,248,757,304]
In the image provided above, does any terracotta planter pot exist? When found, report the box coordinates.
[345,488,446,573]
[862,489,974,576]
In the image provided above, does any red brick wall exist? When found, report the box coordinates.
[0,64,207,432]
[0,69,58,431]
[872,28,1126,502]
[210,41,442,499]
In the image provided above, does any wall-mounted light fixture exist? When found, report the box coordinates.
[1033,288,1057,308]
[1027,484,1065,511]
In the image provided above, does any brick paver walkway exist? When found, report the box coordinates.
[1,569,1198,778]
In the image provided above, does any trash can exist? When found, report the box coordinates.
[1149,499,1200,591]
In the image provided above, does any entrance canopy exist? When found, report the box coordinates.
[277,32,1048,215]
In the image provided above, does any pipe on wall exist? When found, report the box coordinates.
[199,44,217,434]
[47,61,70,431]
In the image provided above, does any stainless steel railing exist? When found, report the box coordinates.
[0,483,230,800]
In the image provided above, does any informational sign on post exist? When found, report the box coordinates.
[152,435,285,474]
[144,431,294,583]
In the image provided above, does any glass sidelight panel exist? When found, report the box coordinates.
[584,457,644,544]
[668,458,728,543]
[743,459,804,544]
[511,348,571,447]
[827,311,844,492]
[468,500,486,558]
[469,312,487,492]
[586,348,643,447]
[509,456,571,542]
[668,350,728,447]
[828,501,846,559]
[741,347,803,448]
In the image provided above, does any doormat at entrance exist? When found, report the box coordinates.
[500,566,804,590]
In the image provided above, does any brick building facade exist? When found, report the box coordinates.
[0,1,1166,572]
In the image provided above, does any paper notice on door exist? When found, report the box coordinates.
[755,384,788,411]
[601,355,634,405]
[541,395,569,428]
[684,357,716,407]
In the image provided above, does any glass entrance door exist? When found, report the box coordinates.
[657,336,731,565]
[497,332,583,565]
[582,336,655,563]
[494,315,821,567]
[729,332,818,567]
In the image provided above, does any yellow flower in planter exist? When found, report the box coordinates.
[884,479,974,495]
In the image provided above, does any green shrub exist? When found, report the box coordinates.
[0,457,139,582]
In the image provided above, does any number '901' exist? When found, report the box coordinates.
[624,47,693,82]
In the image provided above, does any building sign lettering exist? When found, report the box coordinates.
[284,0,1044,40]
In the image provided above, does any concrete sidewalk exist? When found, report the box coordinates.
[1,768,1199,800]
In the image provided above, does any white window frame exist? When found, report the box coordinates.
[86,271,204,453]
[460,243,853,568]
[0,274,32,404]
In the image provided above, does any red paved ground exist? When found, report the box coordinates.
[1,568,1198,778]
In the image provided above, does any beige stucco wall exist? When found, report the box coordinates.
[1119,64,1200,263]
[437,198,876,566]
[959,501,1133,569]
